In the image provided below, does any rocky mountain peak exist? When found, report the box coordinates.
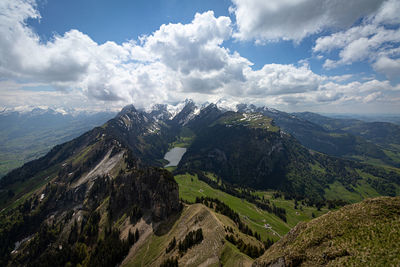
[170,99,199,125]
[118,104,138,117]
[148,104,173,121]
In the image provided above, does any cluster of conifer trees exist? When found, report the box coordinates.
[185,171,288,222]
[5,204,141,267]
[195,196,266,241]
[178,229,203,254]
[165,237,177,253]
[225,234,265,258]
[160,256,179,267]
[161,229,203,266]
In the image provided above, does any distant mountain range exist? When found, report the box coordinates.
[2,102,399,178]
[0,107,116,177]
[326,113,400,125]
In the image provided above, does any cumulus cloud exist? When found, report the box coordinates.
[373,57,400,79]
[0,0,399,113]
[245,64,323,96]
[138,11,233,74]
[313,0,400,80]
[0,0,95,83]
[230,0,385,42]
[0,1,248,107]
[230,0,400,85]
[133,11,250,94]
[316,25,400,70]
[0,0,161,107]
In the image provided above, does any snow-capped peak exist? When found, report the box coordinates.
[215,98,239,112]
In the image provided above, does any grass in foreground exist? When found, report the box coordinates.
[254,196,400,266]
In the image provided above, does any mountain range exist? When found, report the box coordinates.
[1,100,399,266]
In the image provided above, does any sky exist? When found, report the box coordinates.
[0,0,399,114]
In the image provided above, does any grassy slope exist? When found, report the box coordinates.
[324,179,381,203]
[254,196,400,266]
[220,242,253,267]
[0,164,60,212]
[324,169,400,203]
[123,204,255,267]
[175,173,328,240]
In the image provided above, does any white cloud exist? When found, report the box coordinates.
[0,3,248,107]
[244,64,323,96]
[313,24,379,53]
[372,56,400,80]
[133,11,250,95]
[0,1,96,83]
[0,0,399,114]
[326,74,353,83]
[363,91,382,103]
[372,0,400,25]
[313,0,400,79]
[317,25,400,69]
[139,11,232,74]
[230,0,400,84]
[230,0,385,42]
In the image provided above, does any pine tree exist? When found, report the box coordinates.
[135,228,140,242]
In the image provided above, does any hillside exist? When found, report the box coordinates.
[253,196,400,266]
[295,112,400,145]
[0,107,180,266]
[2,0,400,265]
[178,106,400,203]
[289,111,400,168]
[1,102,400,266]
[236,105,400,168]
[174,173,330,242]
[0,145,180,266]
[0,108,115,177]
[123,203,256,267]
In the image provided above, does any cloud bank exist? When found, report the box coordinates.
[312,0,400,80]
[0,0,399,113]
[230,0,385,43]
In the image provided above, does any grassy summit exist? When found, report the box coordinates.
[253,196,400,266]
[215,112,279,132]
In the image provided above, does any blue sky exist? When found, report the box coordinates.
[30,0,231,42]
[0,0,399,113]
[28,0,371,75]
